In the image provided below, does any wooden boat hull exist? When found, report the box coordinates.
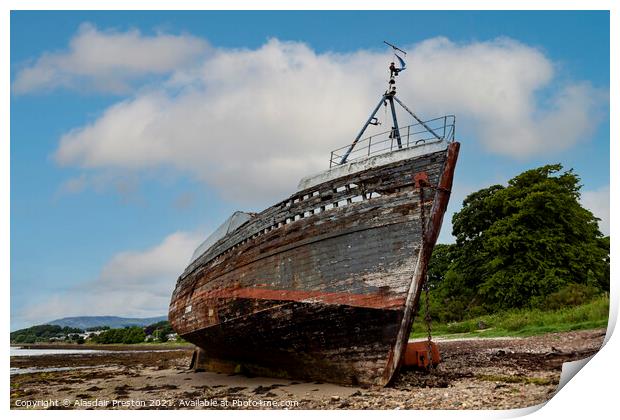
[169,142,460,386]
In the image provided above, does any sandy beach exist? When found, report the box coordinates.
[10,328,605,410]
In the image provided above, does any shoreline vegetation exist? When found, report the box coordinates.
[411,294,609,339]
[407,164,610,342]
[10,320,186,346]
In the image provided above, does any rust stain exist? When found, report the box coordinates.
[192,286,406,310]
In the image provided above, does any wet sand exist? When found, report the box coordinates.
[10,329,605,410]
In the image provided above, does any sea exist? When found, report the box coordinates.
[10,346,110,375]
[10,347,107,357]
[10,346,178,375]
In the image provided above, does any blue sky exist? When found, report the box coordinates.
[10,11,609,330]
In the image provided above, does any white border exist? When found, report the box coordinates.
[3,2,616,419]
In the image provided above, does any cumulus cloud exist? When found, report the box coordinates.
[581,185,610,235]
[44,33,605,203]
[17,231,203,325]
[405,38,605,157]
[12,23,209,94]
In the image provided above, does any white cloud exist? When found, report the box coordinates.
[405,38,606,158]
[581,185,610,235]
[45,34,605,203]
[12,23,209,94]
[17,230,203,325]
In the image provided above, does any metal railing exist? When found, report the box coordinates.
[329,115,455,168]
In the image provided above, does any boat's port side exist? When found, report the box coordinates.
[179,149,448,285]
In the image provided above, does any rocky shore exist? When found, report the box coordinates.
[10,329,605,410]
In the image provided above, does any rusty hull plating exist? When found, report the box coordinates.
[169,141,460,387]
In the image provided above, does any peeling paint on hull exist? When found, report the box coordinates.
[169,142,460,387]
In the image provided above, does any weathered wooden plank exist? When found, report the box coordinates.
[181,150,446,279]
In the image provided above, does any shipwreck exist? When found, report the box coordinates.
[169,43,460,387]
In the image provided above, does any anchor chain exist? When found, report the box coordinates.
[423,276,434,370]
[418,177,435,371]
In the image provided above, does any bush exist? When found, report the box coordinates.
[541,283,601,310]
[92,326,145,344]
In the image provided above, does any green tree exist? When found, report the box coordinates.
[429,164,609,320]
[423,244,475,322]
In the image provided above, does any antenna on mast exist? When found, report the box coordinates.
[338,41,441,165]
[384,41,407,94]
[383,40,407,56]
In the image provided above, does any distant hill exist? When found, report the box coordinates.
[46,315,167,329]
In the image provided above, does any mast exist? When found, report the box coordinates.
[339,41,442,165]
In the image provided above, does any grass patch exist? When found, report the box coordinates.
[476,374,554,386]
[411,295,609,339]
[130,339,191,346]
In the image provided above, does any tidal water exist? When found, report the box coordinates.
[10,365,107,375]
[10,347,108,357]
[10,346,180,375]
[10,347,111,375]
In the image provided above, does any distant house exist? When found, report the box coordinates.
[49,336,65,342]
[166,333,178,341]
